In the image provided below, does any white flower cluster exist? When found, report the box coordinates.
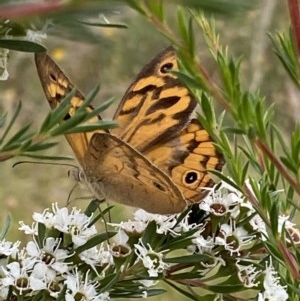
[0,179,296,300]
[191,180,293,297]
[0,203,187,300]
[0,204,111,301]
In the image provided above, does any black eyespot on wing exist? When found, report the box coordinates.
[160,62,173,74]
[185,171,198,184]
[49,73,56,81]
[153,181,166,192]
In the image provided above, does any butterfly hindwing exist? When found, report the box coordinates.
[145,119,224,203]
[82,133,186,214]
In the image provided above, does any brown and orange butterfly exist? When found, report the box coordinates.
[35,47,224,214]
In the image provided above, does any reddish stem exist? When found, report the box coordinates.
[278,240,300,280]
[288,0,300,56]
[254,139,300,195]
[0,2,64,19]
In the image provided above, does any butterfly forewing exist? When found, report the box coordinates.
[111,47,197,153]
[35,53,106,166]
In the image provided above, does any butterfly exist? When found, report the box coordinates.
[35,47,224,214]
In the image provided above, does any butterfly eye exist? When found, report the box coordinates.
[160,62,173,74]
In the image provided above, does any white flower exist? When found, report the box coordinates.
[173,212,198,233]
[0,48,9,80]
[236,260,259,288]
[19,221,38,235]
[278,215,300,244]
[29,262,56,291]
[250,214,300,244]
[199,182,242,218]
[1,261,31,294]
[192,234,215,254]
[215,221,254,255]
[110,209,178,235]
[32,207,55,228]
[258,259,288,301]
[134,239,168,277]
[109,230,132,262]
[134,209,179,235]
[0,287,8,299]
[65,269,109,301]
[0,240,20,257]
[52,204,97,246]
[114,229,129,245]
[136,279,158,287]
[79,244,114,275]
[26,237,70,273]
[33,204,97,246]
[25,29,47,42]
[249,214,267,238]
[109,219,147,234]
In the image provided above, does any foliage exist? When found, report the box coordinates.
[0,0,300,300]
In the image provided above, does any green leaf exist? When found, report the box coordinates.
[165,253,211,264]
[89,206,115,227]
[124,0,147,15]
[0,113,7,128]
[49,113,86,136]
[177,8,189,46]
[78,96,116,119]
[75,232,116,254]
[22,142,59,152]
[173,70,206,91]
[99,273,120,292]
[0,39,46,52]
[141,221,158,245]
[31,290,45,301]
[270,203,279,238]
[174,0,254,15]
[2,124,33,151]
[84,199,104,217]
[207,282,244,294]
[187,17,195,56]
[146,0,164,21]
[37,222,46,248]
[200,93,214,123]
[0,214,12,240]
[78,21,127,28]
[39,89,77,132]
[0,101,22,145]
[19,154,73,161]
[165,280,199,301]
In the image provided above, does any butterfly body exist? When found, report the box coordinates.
[35,47,224,214]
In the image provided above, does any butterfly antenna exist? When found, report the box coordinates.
[66,183,80,206]
[12,160,77,169]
